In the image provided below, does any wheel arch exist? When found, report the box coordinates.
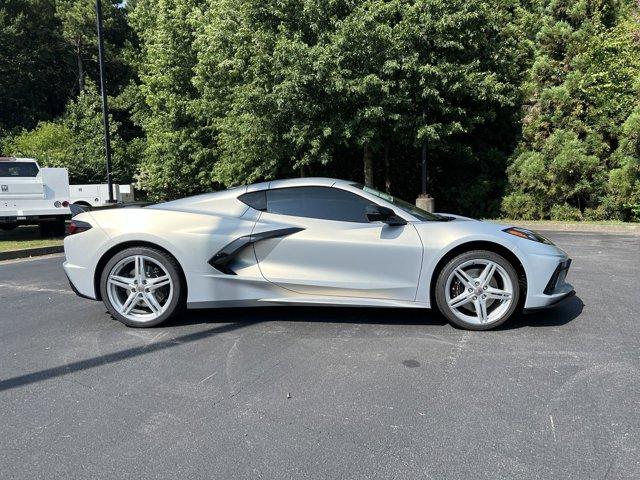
[93,240,188,301]
[428,240,527,308]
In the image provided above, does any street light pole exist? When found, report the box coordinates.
[95,0,115,203]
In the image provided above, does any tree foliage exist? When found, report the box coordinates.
[4,82,137,184]
[0,0,638,220]
[189,0,532,216]
[503,0,640,220]
[0,0,73,134]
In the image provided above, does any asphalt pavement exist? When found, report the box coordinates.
[0,231,638,479]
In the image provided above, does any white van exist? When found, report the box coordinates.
[0,157,71,237]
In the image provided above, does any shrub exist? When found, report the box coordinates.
[501,192,545,220]
[550,203,582,221]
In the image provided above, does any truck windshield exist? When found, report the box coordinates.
[0,162,39,177]
[353,184,446,221]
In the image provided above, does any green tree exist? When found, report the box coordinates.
[128,0,213,200]
[0,0,74,135]
[503,0,640,220]
[55,0,96,92]
[193,0,531,216]
[54,0,136,95]
[4,82,135,184]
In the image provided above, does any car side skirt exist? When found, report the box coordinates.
[187,297,430,310]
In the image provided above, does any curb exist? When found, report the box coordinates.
[0,245,64,261]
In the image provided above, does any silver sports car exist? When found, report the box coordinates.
[63,178,574,330]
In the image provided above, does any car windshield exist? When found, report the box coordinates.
[353,184,446,221]
[0,161,39,177]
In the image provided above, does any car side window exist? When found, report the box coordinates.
[265,186,372,223]
[238,190,267,211]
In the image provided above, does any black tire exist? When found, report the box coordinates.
[38,219,65,237]
[99,247,185,327]
[0,223,18,231]
[51,218,66,237]
[435,250,521,331]
[38,221,52,238]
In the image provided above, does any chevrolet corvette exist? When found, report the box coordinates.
[63,178,574,330]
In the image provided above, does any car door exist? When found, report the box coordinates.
[249,186,424,301]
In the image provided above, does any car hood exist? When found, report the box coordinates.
[434,212,477,222]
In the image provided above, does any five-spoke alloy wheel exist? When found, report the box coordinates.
[435,250,521,330]
[100,247,184,327]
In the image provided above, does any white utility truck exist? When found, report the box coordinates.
[0,157,71,237]
[70,183,135,207]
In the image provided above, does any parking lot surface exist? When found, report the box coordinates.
[1,231,638,479]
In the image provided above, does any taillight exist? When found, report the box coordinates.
[68,219,92,235]
[62,200,69,207]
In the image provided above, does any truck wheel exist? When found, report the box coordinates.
[38,219,66,237]
[0,223,18,231]
[51,219,66,237]
[38,221,52,238]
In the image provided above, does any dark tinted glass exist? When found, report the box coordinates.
[0,162,39,177]
[238,190,267,211]
[266,187,372,223]
[352,183,444,221]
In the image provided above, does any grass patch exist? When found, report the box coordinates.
[487,218,635,226]
[0,238,63,252]
[0,225,64,252]
[484,218,640,233]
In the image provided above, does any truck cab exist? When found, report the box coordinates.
[0,157,71,237]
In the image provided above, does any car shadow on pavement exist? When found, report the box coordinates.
[0,297,583,393]
[504,295,584,329]
[167,305,448,328]
[0,319,263,393]
[169,295,583,330]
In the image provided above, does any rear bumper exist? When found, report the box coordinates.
[1,213,70,224]
[64,269,97,300]
[63,260,98,300]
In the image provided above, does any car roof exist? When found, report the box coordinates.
[152,178,356,213]
[0,157,37,162]
[265,177,352,189]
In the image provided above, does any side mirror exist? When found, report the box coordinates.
[365,204,406,226]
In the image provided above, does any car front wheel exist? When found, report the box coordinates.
[435,250,521,330]
[99,247,184,327]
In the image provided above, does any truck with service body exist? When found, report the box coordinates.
[70,183,135,207]
[0,157,71,237]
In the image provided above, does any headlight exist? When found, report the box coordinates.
[503,226,554,245]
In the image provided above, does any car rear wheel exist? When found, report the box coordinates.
[435,250,521,330]
[99,247,184,327]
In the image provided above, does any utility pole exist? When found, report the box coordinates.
[96,0,115,203]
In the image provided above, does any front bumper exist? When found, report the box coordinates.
[525,257,575,309]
